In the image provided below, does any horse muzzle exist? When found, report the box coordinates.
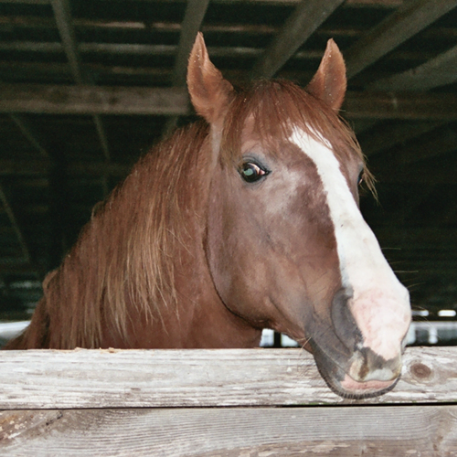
[310,339,404,398]
[310,286,410,397]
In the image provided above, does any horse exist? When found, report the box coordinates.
[4,33,411,398]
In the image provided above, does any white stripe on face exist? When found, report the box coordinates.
[289,128,411,361]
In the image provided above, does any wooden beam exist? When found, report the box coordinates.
[172,0,210,87]
[370,44,457,91]
[371,126,457,167]
[1,40,438,63]
[92,113,110,162]
[0,84,189,115]
[1,405,457,456]
[360,121,446,156]
[342,91,457,120]
[0,347,456,408]
[52,0,111,161]
[8,114,49,159]
[164,0,209,135]
[0,184,31,264]
[3,85,457,119]
[91,0,404,6]
[344,0,457,79]
[372,228,457,251]
[47,145,68,269]
[0,76,49,159]
[251,0,345,78]
[0,0,49,3]
[374,159,457,184]
[51,0,84,85]
[0,158,130,178]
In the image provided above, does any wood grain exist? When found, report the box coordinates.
[0,346,456,409]
[1,405,457,456]
[0,84,189,115]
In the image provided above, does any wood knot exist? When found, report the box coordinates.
[410,362,432,380]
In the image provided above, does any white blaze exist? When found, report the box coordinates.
[290,128,411,360]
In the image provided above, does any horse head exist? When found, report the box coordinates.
[187,33,411,398]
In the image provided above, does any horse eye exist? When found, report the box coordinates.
[358,171,364,186]
[240,162,268,183]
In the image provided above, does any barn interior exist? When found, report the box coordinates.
[1,0,456,346]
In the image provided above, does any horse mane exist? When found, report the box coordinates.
[221,80,375,193]
[38,121,210,348]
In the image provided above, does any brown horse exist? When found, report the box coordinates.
[5,33,411,398]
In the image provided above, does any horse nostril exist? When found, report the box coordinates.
[348,347,402,383]
[331,287,363,351]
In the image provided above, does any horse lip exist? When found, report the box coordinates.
[310,341,400,399]
[339,374,399,398]
[319,360,400,399]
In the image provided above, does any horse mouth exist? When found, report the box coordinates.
[310,342,401,399]
[338,374,399,398]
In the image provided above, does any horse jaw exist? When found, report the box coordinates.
[306,39,347,111]
[187,32,234,129]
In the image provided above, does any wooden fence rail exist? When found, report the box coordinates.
[1,347,457,456]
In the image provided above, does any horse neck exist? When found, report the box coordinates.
[10,123,261,350]
[102,130,262,349]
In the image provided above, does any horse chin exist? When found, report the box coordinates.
[311,343,399,399]
[337,375,399,399]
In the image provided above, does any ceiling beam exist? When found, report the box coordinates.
[373,228,457,251]
[371,126,457,167]
[357,42,457,157]
[344,0,457,79]
[369,43,457,91]
[51,0,84,85]
[374,155,457,184]
[0,84,189,116]
[91,0,404,7]
[0,159,130,178]
[8,114,49,159]
[0,41,443,65]
[3,84,457,120]
[342,91,457,121]
[360,121,446,157]
[0,184,31,264]
[251,0,344,79]
[172,0,210,87]
[164,0,210,135]
[51,0,111,161]
[0,74,49,159]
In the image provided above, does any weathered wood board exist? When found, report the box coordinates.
[1,346,457,456]
[1,405,457,456]
[0,346,456,409]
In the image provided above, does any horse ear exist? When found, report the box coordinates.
[306,39,347,111]
[187,32,234,126]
